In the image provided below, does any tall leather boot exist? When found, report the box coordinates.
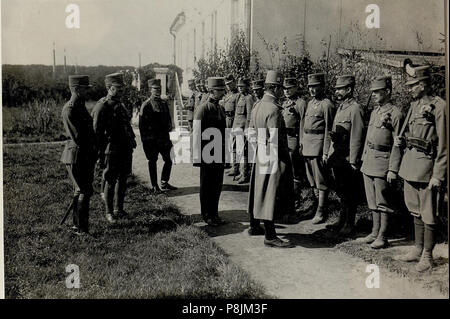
[71,194,80,229]
[293,180,301,211]
[312,190,327,224]
[339,205,356,235]
[104,181,117,223]
[148,161,161,192]
[416,223,435,272]
[114,176,128,218]
[370,212,389,249]
[396,216,424,262]
[357,211,380,243]
[77,194,90,233]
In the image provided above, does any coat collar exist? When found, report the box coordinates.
[262,93,277,103]
[339,97,355,111]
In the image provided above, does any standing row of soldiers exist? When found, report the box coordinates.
[190,65,446,272]
[61,73,178,235]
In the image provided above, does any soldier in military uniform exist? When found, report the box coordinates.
[139,79,177,193]
[91,73,137,223]
[300,73,335,223]
[326,75,365,235]
[247,70,294,248]
[231,78,255,184]
[281,77,307,210]
[223,74,241,175]
[195,79,204,110]
[357,76,404,249]
[394,66,447,272]
[200,80,210,105]
[193,77,227,226]
[186,79,197,131]
[61,75,97,235]
[251,79,265,102]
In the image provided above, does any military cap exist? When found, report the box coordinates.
[335,75,355,89]
[207,77,226,90]
[148,78,161,89]
[308,73,325,86]
[69,75,92,87]
[370,76,392,91]
[265,70,283,86]
[251,79,265,90]
[237,77,250,87]
[405,65,431,86]
[225,74,235,84]
[105,73,125,87]
[283,77,297,89]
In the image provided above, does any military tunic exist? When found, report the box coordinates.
[193,96,226,221]
[247,94,294,221]
[61,96,97,230]
[92,96,136,214]
[300,97,335,190]
[223,90,240,128]
[327,97,365,207]
[139,96,174,185]
[230,93,255,178]
[281,95,307,191]
[398,95,447,224]
[361,102,404,212]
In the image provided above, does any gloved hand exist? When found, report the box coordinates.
[322,154,328,164]
[387,171,397,183]
[428,177,441,190]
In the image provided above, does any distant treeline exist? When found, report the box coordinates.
[2,63,183,107]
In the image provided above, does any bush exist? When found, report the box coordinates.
[4,99,65,142]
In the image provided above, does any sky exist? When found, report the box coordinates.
[1,0,208,66]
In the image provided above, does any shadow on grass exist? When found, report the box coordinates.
[3,144,267,299]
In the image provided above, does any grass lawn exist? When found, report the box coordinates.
[3,143,267,298]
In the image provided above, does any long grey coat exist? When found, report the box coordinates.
[247,94,294,221]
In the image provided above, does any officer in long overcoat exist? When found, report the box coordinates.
[247,70,294,248]
[358,76,404,249]
[61,75,97,235]
[394,66,447,272]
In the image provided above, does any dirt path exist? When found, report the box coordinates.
[131,128,446,299]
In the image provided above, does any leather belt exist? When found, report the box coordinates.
[406,137,433,155]
[225,111,235,117]
[286,128,298,137]
[304,129,325,134]
[367,141,391,152]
